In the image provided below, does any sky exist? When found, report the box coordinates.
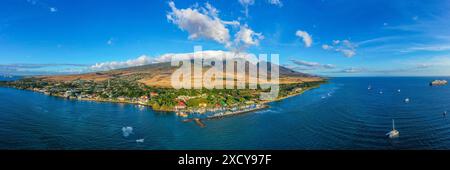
[1,0,450,76]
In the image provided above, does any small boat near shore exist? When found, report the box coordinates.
[176,111,188,118]
[182,119,193,123]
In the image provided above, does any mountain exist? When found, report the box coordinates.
[38,61,323,88]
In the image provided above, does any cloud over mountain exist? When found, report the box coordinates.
[90,50,260,71]
[90,55,154,71]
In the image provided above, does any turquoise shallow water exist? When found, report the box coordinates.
[1,77,450,149]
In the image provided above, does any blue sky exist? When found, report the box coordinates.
[1,0,450,76]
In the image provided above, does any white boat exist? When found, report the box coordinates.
[404,98,410,103]
[397,89,401,92]
[136,139,144,143]
[379,91,383,94]
[368,85,372,90]
[386,119,399,138]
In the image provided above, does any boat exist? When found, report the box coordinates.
[182,118,193,123]
[397,89,401,92]
[386,119,399,138]
[368,85,372,90]
[379,90,383,94]
[176,111,188,118]
[444,111,447,116]
[404,98,410,103]
[430,80,448,86]
[136,139,144,143]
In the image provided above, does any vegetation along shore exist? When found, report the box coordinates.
[0,62,326,119]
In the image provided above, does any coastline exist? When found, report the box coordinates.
[263,84,323,105]
[0,80,326,118]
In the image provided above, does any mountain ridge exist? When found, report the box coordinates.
[37,61,324,88]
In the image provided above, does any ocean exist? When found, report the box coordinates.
[1,77,450,149]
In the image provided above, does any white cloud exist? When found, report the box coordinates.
[268,0,283,7]
[238,0,255,17]
[234,25,264,47]
[167,1,233,47]
[322,44,332,50]
[339,68,364,73]
[49,7,57,12]
[26,0,37,5]
[338,49,356,57]
[167,1,262,50]
[290,59,336,69]
[106,38,114,45]
[400,45,450,53]
[238,0,283,17]
[90,50,260,71]
[154,50,255,63]
[332,40,340,45]
[239,0,255,5]
[295,30,312,47]
[323,64,336,69]
[416,63,432,69]
[322,39,357,57]
[90,55,154,71]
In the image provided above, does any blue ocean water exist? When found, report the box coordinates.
[1,77,450,149]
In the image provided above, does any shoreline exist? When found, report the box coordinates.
[1,81,325,118]
[262,85,322,105]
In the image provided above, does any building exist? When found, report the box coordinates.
[117,97,126,102]
[175,101,186,110]
[150,92,159,97]
[198,103,207,108]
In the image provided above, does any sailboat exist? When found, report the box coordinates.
[386,119,399,138]
[404,98,410,103]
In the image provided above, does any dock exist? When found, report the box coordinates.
[206,105,269,120]
[193,118,206,128]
